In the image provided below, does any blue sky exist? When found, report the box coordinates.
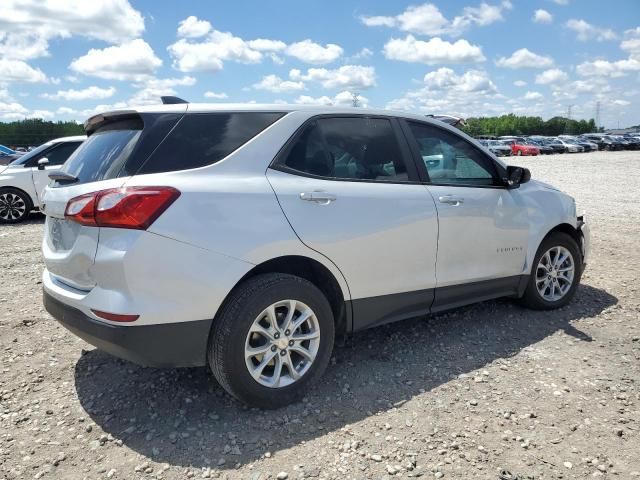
[0,0,639,127]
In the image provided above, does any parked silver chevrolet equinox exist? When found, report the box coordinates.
[42,103,590,408]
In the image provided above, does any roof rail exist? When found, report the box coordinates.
[161,96,189,105]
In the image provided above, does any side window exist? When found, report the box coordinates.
[139,112,284,174]
[41,142,82,166]
[281,117,408,182]
[408,122,499,186]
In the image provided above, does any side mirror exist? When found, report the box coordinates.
[505,165,531,188]
[37,157,49,170]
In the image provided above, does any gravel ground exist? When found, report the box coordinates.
[1,150,639,480]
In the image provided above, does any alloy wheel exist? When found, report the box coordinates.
[535,246,575,302]
[244,299,320,388]
[0,192,27,221]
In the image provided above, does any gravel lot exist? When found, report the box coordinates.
[1,151,639,480]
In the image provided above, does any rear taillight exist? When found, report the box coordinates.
[65,186,180,230]
[91,309,139,322]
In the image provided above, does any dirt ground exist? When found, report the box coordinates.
[1,150,639,480]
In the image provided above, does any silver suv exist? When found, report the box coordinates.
[42,104,589,408]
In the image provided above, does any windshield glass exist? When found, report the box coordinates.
[9,143,50,166]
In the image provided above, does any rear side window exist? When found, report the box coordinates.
[138,112,284,174]
[279,117,409,182]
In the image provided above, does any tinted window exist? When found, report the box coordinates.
[40,142,82,166]
[60,119,142,185]
[409,122,498,186]
[281,117,408,182]
[139,112,284,174]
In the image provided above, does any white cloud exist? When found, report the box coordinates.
[294,90,369,107]
[128,76,197,105]
[252,74,305,93]
[285,40,343,65]
[621,28,640,60]
[523,91,543,100]
[177,16,212,38]
[0,101,29,120]
[350,48,373,60]
[0,58,48,83]
[533,9,553,24]
[31,109,54,119]
[576,58,640,77]
[550,0,569,4]
[383,36,485,64]
[514,80,527,87]
[566,19,617,42]
[613,99,631,106]
[42,86,116,101]
[289,65,376,90]
[0,0,144,60]
[535,68,568,84]
[70,39,162,81]
[360,2,510,36]
[248,39,287,52]
[496,48,554,69]
[204,91,228,99]
[423,68,496,93]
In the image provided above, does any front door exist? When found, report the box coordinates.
[31,142,82,206]
[267,116,439,329]
[403,120,529,309]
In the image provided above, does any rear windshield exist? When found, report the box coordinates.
[56,112,284,185]
[60,118,142,185]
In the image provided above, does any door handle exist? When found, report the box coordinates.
[299,192,337,204]
[438,195,464,206]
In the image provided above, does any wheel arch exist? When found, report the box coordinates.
[219,255,351,336]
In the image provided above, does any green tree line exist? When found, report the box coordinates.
[462,114,600,137]
[0,119,84,149]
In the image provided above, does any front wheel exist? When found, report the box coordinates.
[0,188,32,224]
[519,232,582,310]
[208,273,335,408]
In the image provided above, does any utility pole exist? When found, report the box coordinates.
[566,104,574,133]
[595,101,601,131]
[351,92,360,108]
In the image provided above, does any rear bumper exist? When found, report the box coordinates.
[44,290,211,367]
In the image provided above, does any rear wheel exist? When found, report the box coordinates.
[208,273,335,408]
[0,188,32,224]
[520,232,582,310]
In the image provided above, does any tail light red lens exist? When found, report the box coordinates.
[65,186,180,230]
[91,309,139,322]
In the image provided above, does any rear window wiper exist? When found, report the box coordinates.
[48,171,78,184]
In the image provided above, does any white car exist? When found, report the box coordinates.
[0,136,85,223]
[555,138,584,153]
[41,104,589,408]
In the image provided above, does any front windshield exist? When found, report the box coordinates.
[9,143,50,166]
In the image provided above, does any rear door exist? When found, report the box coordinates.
[267,116,439,330]
[401,120,529,309]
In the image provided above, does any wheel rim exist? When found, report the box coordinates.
[244,299,320,388]
[535,246,575,302]
[0,193,27,221]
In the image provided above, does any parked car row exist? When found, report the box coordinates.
[478,132,640,157]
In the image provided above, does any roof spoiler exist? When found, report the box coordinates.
[161,96,189,105]
[426,114,467,128]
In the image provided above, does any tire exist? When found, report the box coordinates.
[208,273,335,408]
[519,232,582,310]
[0,187,32,224]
